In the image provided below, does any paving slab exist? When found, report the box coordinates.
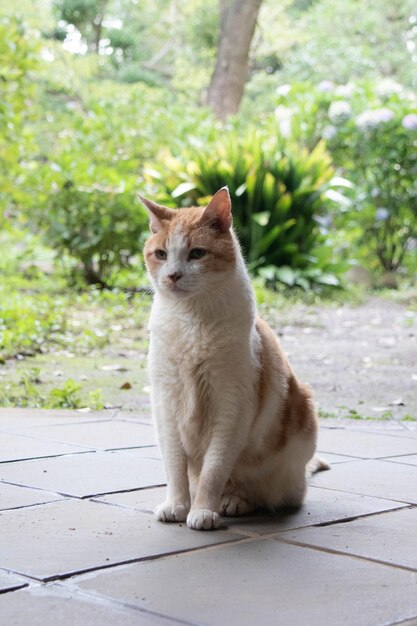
[0,482,63,511]
[0,499,241,581]
[23,420,156,451]
[0,408,114,432]
[0,570,28,593]
[223,486,407,535]
[0,451,166,497]
[310,459,417,504]
[76,539,417,626]
[317,427,417,459]
[280,506,417,570]
[96,486,166,513]
[0,585,179,626]
[0,432,90,463]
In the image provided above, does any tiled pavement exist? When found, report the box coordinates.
[1,408,417,626]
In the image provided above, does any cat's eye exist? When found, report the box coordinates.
[188,248,206,260]
[154,249,167,260]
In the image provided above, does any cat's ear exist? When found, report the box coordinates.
[201,187,232,233]
[137,194,175,233]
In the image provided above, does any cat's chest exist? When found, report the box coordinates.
[151,317,214,365]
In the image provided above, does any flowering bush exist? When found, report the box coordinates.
[272,80,417,275]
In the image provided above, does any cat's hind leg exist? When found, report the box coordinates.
[220,493,255,516]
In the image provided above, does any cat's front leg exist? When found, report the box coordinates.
[152,394,190,523]
[187,396,250,530]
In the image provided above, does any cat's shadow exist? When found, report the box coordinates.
[219,504,302,531]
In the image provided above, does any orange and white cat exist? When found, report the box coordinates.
[141,187,327,530]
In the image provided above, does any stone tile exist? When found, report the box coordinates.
[310,459,417,504]
[0,432,90,463]
[385,454,417,466]
[96,487,167,513]
[281,507,417,571]
[0,451,166,497]
[0,482,63,511]
[0,585,177,625]
[317,427,417,459]
[76,539,417,626]
[0,499,241,580]
[0,570,28,593]
[223,486,406,535]
[24,420,156,451]
[0,408,113,432]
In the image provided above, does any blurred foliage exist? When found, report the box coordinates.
[144,132,347,289]
[0,17,38,222]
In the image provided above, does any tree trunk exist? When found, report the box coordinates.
[206,0,263,120]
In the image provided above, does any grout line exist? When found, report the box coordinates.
[0,449,97,465]
[0,583,29,595]
[386,615,417,626]
[310,504,415,528]
[275,536,417,573]
[26,534,259,584]
[306,484,417,506]
[56,582,199,626]
[0,497,69,513]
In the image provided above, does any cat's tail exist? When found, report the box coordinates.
[306,455,331,476]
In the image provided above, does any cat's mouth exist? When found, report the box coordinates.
[164,282,190,296]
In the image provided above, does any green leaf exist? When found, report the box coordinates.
[275,266,297,286]
[251,211,270,226]
[171,182,196,198]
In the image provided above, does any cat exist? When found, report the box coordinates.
[140,187,328,530]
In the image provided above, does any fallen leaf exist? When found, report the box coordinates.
[389,398,405,406]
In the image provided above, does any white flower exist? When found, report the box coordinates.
[275,105,293,137]
[322,125,337,140]
[317,80,334,92]
[335,83,355,97]
[377,79,403,97]
[328,101,352,122]
[276,84,291,96]
[402,113,417,130]
[356,108,395,130]
[376,207,389,221]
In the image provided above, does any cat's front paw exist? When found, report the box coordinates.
[154,501,189,523]
[187,508,220,530]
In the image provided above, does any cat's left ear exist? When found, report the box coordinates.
[137,194,175,233]
[201,187,232,233]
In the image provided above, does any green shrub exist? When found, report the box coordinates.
[144,132,347,289]
[37,182,147,286]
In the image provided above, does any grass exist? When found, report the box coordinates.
[0,229,151,408]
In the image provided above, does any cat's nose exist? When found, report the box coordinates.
[168,272,183,283]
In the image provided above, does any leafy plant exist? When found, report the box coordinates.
[144,131,347,289]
